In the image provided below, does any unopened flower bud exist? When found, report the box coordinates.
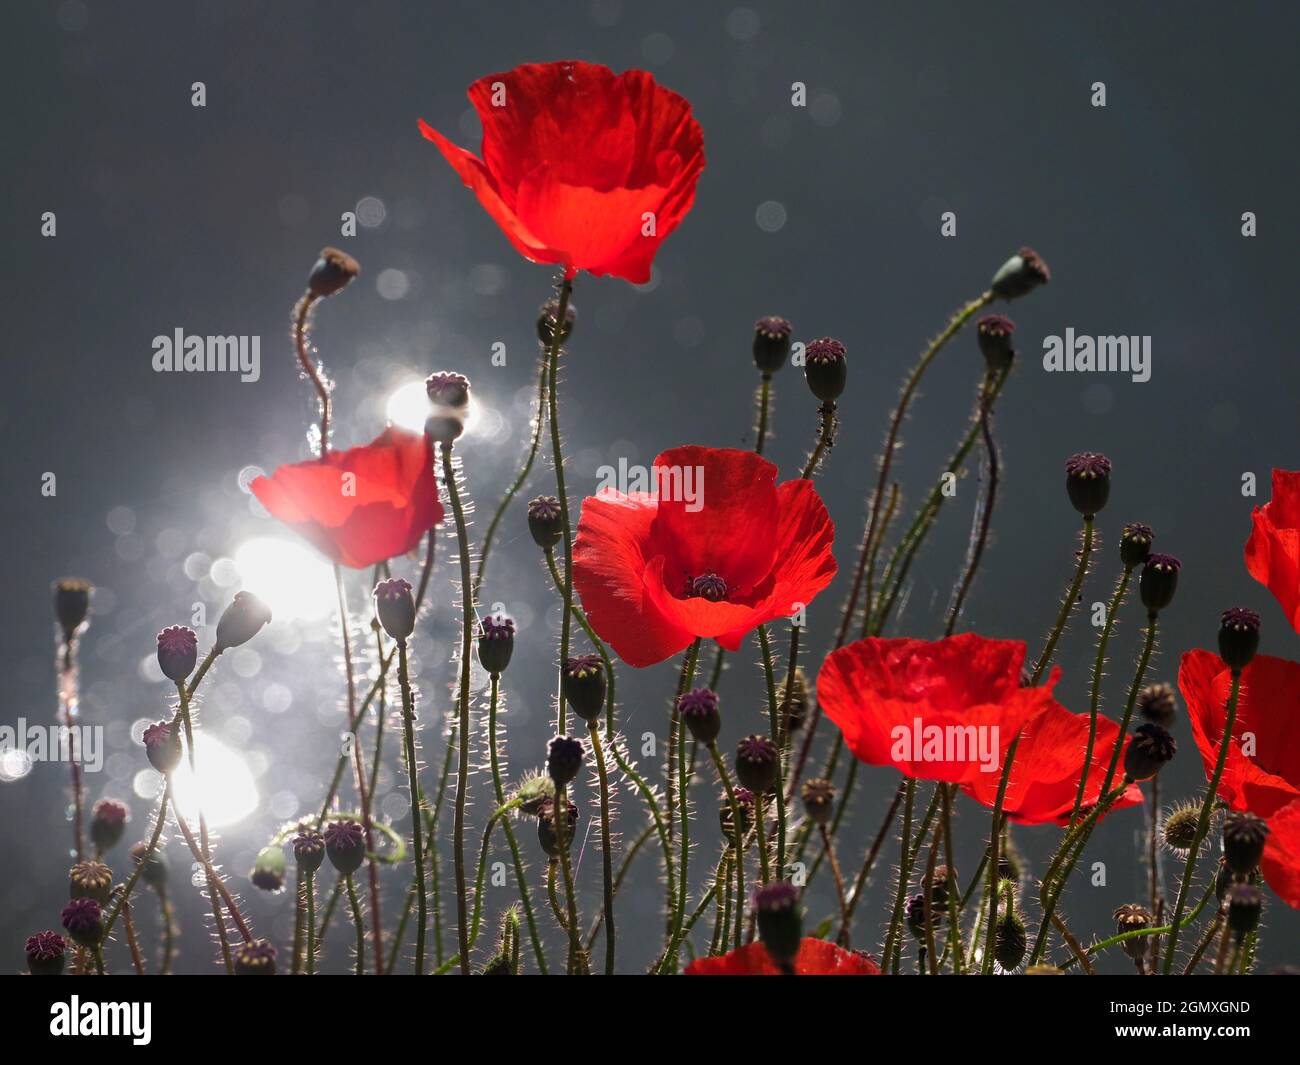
[1218,607,1261,670]
[1138,682,1177,727]
[1113,904,1153,961]
[143,720,182,774]
[1065,452,1111,518]
[215,591,272,652]
[526,495,564,549]
[735,735,779,794]
[753,316,793,375]
[69,861,113,906]
[1162,803,1200,854]
[677,687,721,744]
[976,314,1016,372]
[990,247,1051,300]
[562,654,605,722]
[1139,555,1181,615]
[54,578,92,641]
[250,844,286,892]
[803,337,847,403]
[293,829,326,873]
[1222,811,1269,876]
[547,735,584,787]
[538,297,576,345]
[754,881,802,972]
[233,938,277,975]
[994,911,1028,970]
[324,820,367,875]
[512,771,555,816]
[156,625,198,683]
[1124,723,1177,781]
[425,370,471,445]
[61,898,103,949]
[90,799,129,853]
[801,778,835,826]
[1120,523,1154,569]
[25,931,67,976]
[308,247,359,298]
[373,577,416,643]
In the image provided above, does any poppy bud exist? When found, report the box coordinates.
[1119,522,1154,569]
[250,844,286,892]
[735,734,779,794]
[54,578,92,641]
[293,828,326,873]
[538,296,576,345]
[1139,555,1181,615]
[1138,682,1177,727]
[753,316,793,375]
[69,860,113,906]
[61,897,103,949]
[214,590,272,652]
[512,771,555,816]
[803,337,847,403]
[233,938,277,975]
[1222,811,1269,876]
[801,778,835,826]
[156,625,198,684]
[536,797,578,857]
[425,370,471,446]
[1225,883,1263,942]
[1065,452,1112,518]
[1162,803,1200,855]
[754,881,802,972]
[976,314,1016,372]
[324,820,367,875]
[143,720,182,774]
[1124,723,1177,781]
[720,787,755,836]
[475,612,516,676]
[994,911,1028,970]
[527,495,564,549]
[307,247,359,298]
[25,931,67,976]
[90,799,129,853]
[373,577,416,643]
[990,247,1051,300]
[1113,904,1154,961]
[547,735,584,787]
[1218,607,1261,670]
[780,667,810,733]
[562,654,605,722]
[129,842,168,889]
[677,686,721,744]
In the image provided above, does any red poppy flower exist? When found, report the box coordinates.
[817,635,1059,784]
[250,428,443,569]
[960,700,1144,826]
[684,938,880,976]
[1245,469,1300,635]
[572,446,836,668]
[419,60,704,284]
[1180,650,1300,909]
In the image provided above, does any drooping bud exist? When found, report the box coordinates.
[753,316,793,375]
[1119,522,1154,569]
[562,655,605,722]
[1139,555,1181,615]
[735,734,779,794]
[129,842,168,889]
[976,314,1016,372]
[536,797,578,857]
[546,735,584,787]
[511,771,555,816]
[1113,904,1154,961]
[1124,723,1177,781]
[1138,682,1177,727]
[25,931,67,976]
[527,495,564,550]
[69,861,113,906]
[143,720,182,774]
[1218,607,1261,670]
[293,828,326,873]
[479,613,517,675]
[754,881,802,972]
[307,247,360,298]
[538,296,577,345]
[156,625,199,683]
[250,844,287,892]
[990,247,1051,300]
[1226,883,1263,942]
[800,778,835,826]
[233,938,278,975]
[677,687,721,744]
[215,591,272,652]
[425,370,471,446]
[324,820,367,875]
[61,898,103,949]
[803,337,847,403]
[1065,452,1112,518]
[373,577,416,643]
[90,799,129,853]
[1222,811,1269,876]
[54,578,92,641]
[994,911,1028,970]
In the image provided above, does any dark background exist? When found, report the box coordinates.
[3,0,1297,973]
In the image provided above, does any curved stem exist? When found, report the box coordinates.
[55,638,86,862]
[881,777,916,972]
[103,786,170,938]
[588,723,617,974]
[1099,614,1158,797]
[544,278,576,732]
[1031,516,1095,684]
[943,372,998,635]
[799,401,837,479]
[292,292,331,453]
[841,778,905,933]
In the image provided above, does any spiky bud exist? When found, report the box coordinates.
[60,898,103,949]
[562,654,605,722]
[1124,723,1177,781]
[25,931,67,976]
[538,296,576,345]
[677,687,721,744]
[780,667,811,733]
[69,861,113,906]
[1114,904,1154,961]
[1162,803,1201,854]
[994,911,1028,970]
[512,771,555,817]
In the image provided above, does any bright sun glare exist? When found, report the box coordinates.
[234,537,336,621]
[168,734,258,828]
[385,378,480,435]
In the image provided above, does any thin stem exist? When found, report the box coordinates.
[305,869,316,975]
[981,734,1021,975]
[56,638,86,862]
[943,371,999,635]
[588,723,617,974]
[880,777,916,972]
[939,785,965,972]
[754,373,772,455]
[708,743,746,952]
[757,625,787,878]
[552,781,586,973]
[291,864,305,976]
[396,641,429,974]
[1164,669,1242,973]
[820,824,851,945]
[292,292,330,454]
[1099,613,1158,796]
[1031,516,1095,684]
[585,822,654,952]
[122,900,145,975]
[841,778,906,933]
[663,638,702,971]
[104,786,169,937]
[346,875,364,976]
[544,278,576,732]
[799,402,837,479]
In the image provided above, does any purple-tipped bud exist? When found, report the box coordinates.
[324,820,367,876]
[1124,723,1177,781]
[1120,523,1154,569]
[69,861,113,906]
[293,828,326,873]
[1139,554,1181,615]
[1218,607,1261,670]
[562,654,605,722]
[26,931,67,976]
[547,735,584,787]
[143,720,182,775]
[735,734,779,794]
[61,898,103,949]
[677,686,721,744]
[1065,452,1112,518]
[753,316,793,375]
[478,613,516,676]
[54,578,92,641]
[527,495,564,549]
[803,337,847,403]
[156,625,198,683]
[754,881,802,971]
[538,297,577,345]
[801,778,835,826]
[233,938,278,975]
[990,247,1051,300]
[215,591,272,652]
[308,247,359,298]
[90,799,129,853]
[1222,811,1269,875]
[425,371,471,445]
[976,314,1016,372]
[373,577,416,643]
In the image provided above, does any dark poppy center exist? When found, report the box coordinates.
[687,572,728,602]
